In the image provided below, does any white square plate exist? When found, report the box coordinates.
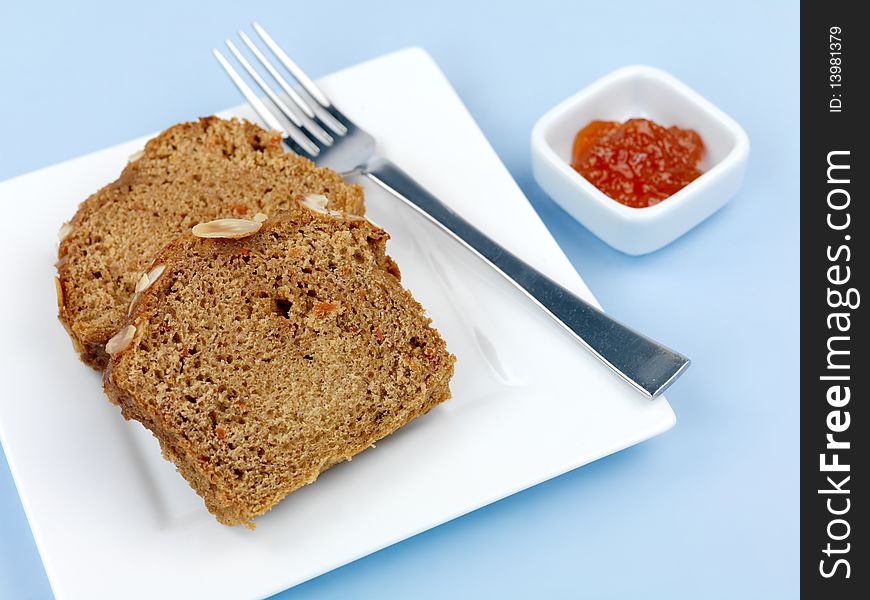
[0,48,675,600]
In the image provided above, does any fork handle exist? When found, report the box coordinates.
[364,157,690,399]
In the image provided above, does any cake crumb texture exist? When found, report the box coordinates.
[103,211,455,527]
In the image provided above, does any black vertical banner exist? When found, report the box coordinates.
[802,2,866,597]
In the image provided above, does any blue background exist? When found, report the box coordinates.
[0,1,799,598]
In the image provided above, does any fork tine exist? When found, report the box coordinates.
[224,39,333,147]
[238,31,316,119]
[212,49,321,158]
[212,50,285,134]
[252,22,331,108]
[236,31,336,147]
[251,22,348,136]
[224,40,304,129]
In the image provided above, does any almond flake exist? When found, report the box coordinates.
[58,222,73,242]
[54,277,64,311]
[301,194,351,219]
[302,193,329,209]
[134,272,150,293]
[192,218,262,239]
[146,264,165,285]
[131,263,165,310]
[106,324,136,355]
[127,292,139,316]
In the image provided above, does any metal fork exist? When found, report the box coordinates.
[213,23,690,399]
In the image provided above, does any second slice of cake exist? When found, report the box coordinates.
[103,202,455,528]
[57,117,366,369]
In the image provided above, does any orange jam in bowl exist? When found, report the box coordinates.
[570,118,705,208]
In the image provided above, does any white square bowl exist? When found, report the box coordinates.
[531,65,749,255]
